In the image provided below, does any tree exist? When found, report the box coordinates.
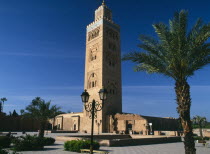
[67,110,71,113]
[20,109,25,116]
[0,97,7,113]
[24,97,62,137]
[122,10,210,154]
[0,103,2,113]
[192,115,207,139]
[0,97,7,105]
[12,110,19,117]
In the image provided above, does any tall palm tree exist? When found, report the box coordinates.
[192,115,207,139]
[0,97,7,112]
[24,97,62,137]
[20,109,25,116]
[1,97,7,105]
[122,10,210,154]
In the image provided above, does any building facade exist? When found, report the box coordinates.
[53,2,180,135]
[82,1,122,133]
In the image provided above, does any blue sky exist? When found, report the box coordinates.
[0,0,209,120]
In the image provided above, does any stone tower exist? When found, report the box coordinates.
[83,2,122,133]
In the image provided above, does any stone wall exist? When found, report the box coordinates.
[109,137,181,146]
[0,116,40,131]
[56,135,181,147]
[193,129,210,137]
[110,113,147,134]
[54,113,83,131]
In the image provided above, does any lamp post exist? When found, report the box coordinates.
[149,123,153,135]
[81,88,107,154]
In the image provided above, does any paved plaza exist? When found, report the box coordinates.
[15,141,209,154]
[18,141,210,154]
[8,132,210,154]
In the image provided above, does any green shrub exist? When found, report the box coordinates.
[204,137,210,140]
[193,136,202,140]
[193,136,210,141]
[12,135,44,151]
[64,141,73,151]
[0,147,19,154]
[43,137,55,145]
[0,148,8,154]
[64,140,100,152]
[0,136,11,148]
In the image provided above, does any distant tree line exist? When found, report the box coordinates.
[0,96,67,137]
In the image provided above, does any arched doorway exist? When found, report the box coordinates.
[126,121,133,134]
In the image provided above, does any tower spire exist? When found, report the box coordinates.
[102,0,105,6]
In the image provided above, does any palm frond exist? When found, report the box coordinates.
[122,10,210,81]
[152,23,171,48]
[23,97,62,121]
[194,24,210,47]
[187,18,203,43]
[122,52,174,77]
[138,35,167,60]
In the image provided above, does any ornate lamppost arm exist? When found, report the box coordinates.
[84,103,92,112]
[95,101,103,111]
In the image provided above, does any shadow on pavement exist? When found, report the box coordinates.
[42,148,61,151]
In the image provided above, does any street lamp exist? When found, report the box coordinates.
[149,123,153,135]
[81,88,107,154]
[81,90,90,103]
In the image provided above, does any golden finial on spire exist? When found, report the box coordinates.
[102,0,105,5]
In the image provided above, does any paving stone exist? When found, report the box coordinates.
[9,132,210,154]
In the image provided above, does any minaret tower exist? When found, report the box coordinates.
[83,1,122,133]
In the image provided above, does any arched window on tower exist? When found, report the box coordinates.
[87,73,97,89]
[107,83,117,95]
[89,46,98,62]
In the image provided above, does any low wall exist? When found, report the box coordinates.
[56,135,181,147]
[0,116,40,131]
[56,134,131,141]
[193,129,210,137]
[51,130,78,133]
[205,131,210,137]
[109,137,181,146]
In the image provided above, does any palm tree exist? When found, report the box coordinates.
[24,97,62,137]
[1,97,7,104]
[0,97,7,112]
[0,103,2,113]
[192,116,207,139]
[20,109,25,116]
[122,10,210,154]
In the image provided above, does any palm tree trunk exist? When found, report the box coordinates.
[39,121,46,138]
[52,118,55,130]
[199,126,203,139]
[175,80,196,154]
